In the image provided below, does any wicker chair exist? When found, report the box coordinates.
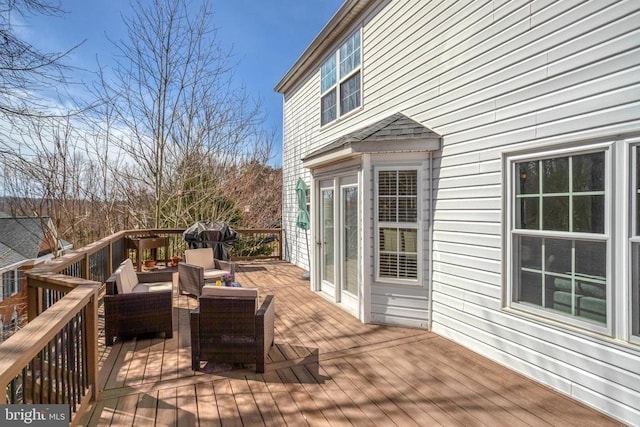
[190,286,275,373]
[178,248,236,297]
[104,258,174,346]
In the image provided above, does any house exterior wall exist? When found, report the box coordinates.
[279,0,640,423]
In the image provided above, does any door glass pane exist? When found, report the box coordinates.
[322,189,334,285]
[343,186,358,295]
[632,244,640,336]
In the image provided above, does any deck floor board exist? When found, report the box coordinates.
[81,261,623,426]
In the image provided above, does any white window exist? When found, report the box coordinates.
[509,147,609,330]
[1,269,20,301]
[632,145,640,339]
[320,30,361,126]
[376,168,419,282]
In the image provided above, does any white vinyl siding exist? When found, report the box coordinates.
[279,1,640,423]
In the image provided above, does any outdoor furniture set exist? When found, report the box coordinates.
[103,248,275,373]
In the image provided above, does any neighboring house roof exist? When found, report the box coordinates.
[274,0,377,94]
[302,113,442,168]
[0,217,57,267]
[0,242,27,269]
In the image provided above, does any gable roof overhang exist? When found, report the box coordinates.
[274,0,378,94]
[302,113,441,169]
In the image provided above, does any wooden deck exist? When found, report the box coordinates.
[82,261,622,426]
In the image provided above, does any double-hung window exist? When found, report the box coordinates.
[1,270,20,301]
[632,145,640,339]
[510,148,608,329]
[376,168,419,282]
[320,30,361,126]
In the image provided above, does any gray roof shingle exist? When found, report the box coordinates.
[0,241,27,268]
[302,113,441,164]
[0,217,53,268]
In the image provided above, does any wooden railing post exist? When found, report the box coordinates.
[278,228,283,260]
[83,252,90,279]
[108,241,114,278]
[27,278,42,321]
[86,291,99,401]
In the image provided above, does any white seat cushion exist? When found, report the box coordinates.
[203,269,228,281]
[202,285,256,298]
[115,258,139,294]
[132,281,173,293]
[201,285,258,311]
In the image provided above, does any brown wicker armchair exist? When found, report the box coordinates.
[178,248,236,297]
[190,286,275,373]
[104,259,174,346]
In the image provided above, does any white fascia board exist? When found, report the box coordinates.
[302,147,356,169]
[353,138,441,153]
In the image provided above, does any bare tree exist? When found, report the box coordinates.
[0,115,133,248]
[0,0,82,126]
[101,0,274,229]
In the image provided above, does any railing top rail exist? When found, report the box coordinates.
[0,283,100,386]
[233,228,282,233]
[26,227,282,279]
[27,229,186,277]
[28,230,129,276]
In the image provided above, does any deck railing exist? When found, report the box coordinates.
[0,227,281,425]
[233,228,283,260]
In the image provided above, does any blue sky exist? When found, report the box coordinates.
[24,0,345,166]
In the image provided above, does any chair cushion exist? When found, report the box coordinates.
[202,285,257,298]
[115,259,139,294]
[202,285,258,311]
[203,269,228,281]
[185,248,216,270]
[132,281,173,293]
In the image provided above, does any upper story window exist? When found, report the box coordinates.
[320,30,361,126]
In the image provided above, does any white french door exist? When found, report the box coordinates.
[318,175,359,315]
[340,178,359,313]
[319,180,336,296]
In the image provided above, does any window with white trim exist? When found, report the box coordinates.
[1,269,21,301]
[632,145,640,338]
[376,168,419,282]
[510,149,608,328]
[320,30,361,126]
